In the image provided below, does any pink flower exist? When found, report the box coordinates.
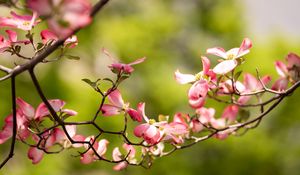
[53,125,85,148]
[103,48,146,74]
[112,143,136,171]
[238,73,271,104]
[0,98,77,146]
[285,53,300,82]
[272,61,290,91]
[0,30,30,53]
[188,80,209,109]
[0,11,39,31]
[175,56,214,84]
[133,104,163,145]
[28,147,44,164]
[221,105,239,123]
[101,89,144,122]
[28,0,92,37]
[207,38,252,74]
[41,29,78,48]
[80,137,109,164]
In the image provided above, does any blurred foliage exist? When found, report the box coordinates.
[1,0,300,175]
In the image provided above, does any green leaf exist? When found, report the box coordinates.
[65,55,80,60]
[37,43,44,50]
[82,78,98,89]
[14,45,21,54]
[237,109,250,122]
[234,71,242,81]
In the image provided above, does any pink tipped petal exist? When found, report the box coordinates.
[16,98,35,119]
[127,108,143,122]
[286,52,300,68]
[107,89,124,108]
[221,105,239,122]
[66,125,76,138]
[41,29,58,44]
[101,104,121,116]
[72,135,85,148]
[191,119,203,133]
[275,61,288,77]
[35,100,65,119]
[61,109,78,116]
[0,124,13,144]
[113,162,128,171]
[213,60,237,75]
[5,30,17,42]
[244,73,259,91]
[137,102,148,122]
[80,152,94,164]
[237,38,252,57]
[128,57,146,66]
[28,147,44,164]
[272,77,289,91]
[206,47,227,59]
[112,147,122,161]
[123,143,136,158]
[174,70,196,84]
[237,96,251,105]
[134,123,149,137]
[97,139,109,156]
[201,56,211,75]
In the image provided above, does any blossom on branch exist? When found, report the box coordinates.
[206,38,252,74]
[0,11,39,31]
[27,0,92,37]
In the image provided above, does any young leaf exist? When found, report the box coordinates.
[65,55,80,60]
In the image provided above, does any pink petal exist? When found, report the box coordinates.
[133,123,149,137]
[97,139,109,156]
[213,60,237,75]
[272,77,289,91]
[237,38,252,57]
[221,105,239,122]
[61,109,78,116]
[66,125,76,138]
[53,128,65,143]
[28,147,44,164]
[72,135,85,148]
[101,104,121,116]
[40,29,58,44]
[201,56,211,75]
[286,52,300,69]
[113,162,128,171]
[127,108,143,122]
[107,89,124,108]
[5,30,17,42]
[112,147,122,161]
[16,98,35,120]
[137,102,148,122]
[128,57,146,66]
[174,70,196,84]
[144,125,161,144]
[275,61,288,77]
[35,99,65,119]
[80,152,94,164]
[190,119,203,133]
[123,143,136,158]
[196,107,215,124]
[0,123,13,144]
[206,47,227,59]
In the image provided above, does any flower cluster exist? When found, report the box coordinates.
[0,0,300,172]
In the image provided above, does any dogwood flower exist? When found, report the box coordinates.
[112,143,136,171]
[0,11,39,31]
[27,0,92,37]
[103,49,146,74]
[101,89,144,122]
[80,137,109,164]
[41,29,78,48]
[207,38,252,74]
[0,30,30,53]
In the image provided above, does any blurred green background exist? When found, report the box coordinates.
[1,0,300,174]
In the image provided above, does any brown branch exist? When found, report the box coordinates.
[0,76,17,169]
